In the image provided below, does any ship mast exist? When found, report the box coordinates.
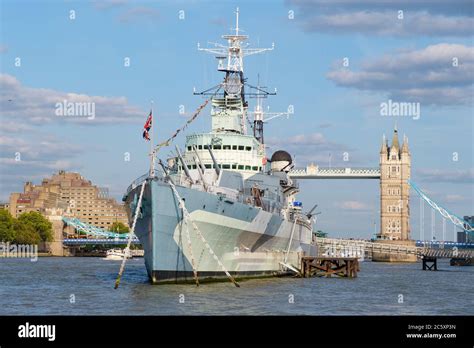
[250,78,294,144]
[197,7,274,134]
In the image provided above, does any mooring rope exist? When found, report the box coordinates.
[180,205,200,286]
[166,178,240,287]
[114,180,147,289]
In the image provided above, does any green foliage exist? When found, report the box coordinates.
[109,222,129,233]
[0,209,16,242]
[18,211,53,242]
[12,219,41,244]
[0,210,52,244]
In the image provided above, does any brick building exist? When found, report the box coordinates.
[8,170,128,230]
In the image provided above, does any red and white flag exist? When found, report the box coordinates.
[142,111,152,141]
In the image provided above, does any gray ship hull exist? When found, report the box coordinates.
[126,178,317,284]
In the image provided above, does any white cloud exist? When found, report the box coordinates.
[266,132,356,166]
[289,1,473,37]
[445,194,467,203]
[327,44,474,105]
[0,74,144,124]
[416,168,474,183]
[335,200,372,211]
[118,6,160,23]
[91,0,128,10]
[0,130,84,200]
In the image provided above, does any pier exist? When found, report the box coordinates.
[301,256,359,278]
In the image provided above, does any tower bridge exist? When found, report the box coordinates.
[288,126,473,262]
[289,167,381,179]
[289,126,411,244]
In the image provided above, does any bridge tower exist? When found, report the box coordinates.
[379,126,411,241]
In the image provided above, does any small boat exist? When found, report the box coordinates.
[104,248,132,260]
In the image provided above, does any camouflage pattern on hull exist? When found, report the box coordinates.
[126,178,316,284]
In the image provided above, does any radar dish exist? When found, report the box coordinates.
[224,76,242,96]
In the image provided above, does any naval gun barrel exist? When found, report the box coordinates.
[192,145,207,173]
[175,145,193,182]
[207,145,221,176]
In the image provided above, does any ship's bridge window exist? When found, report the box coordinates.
[214,145,222,150]
[198,145,203,150]
[245,146,252,151]
[187,146,192,151]
[192,165,197,169]
[238,146,244,150]
[204,145,209,150]
[223,145,231,150]
[232,164,237,169]
[238,165,244,170]
[259,167,262,171]
[252,166,258,171]
[223,164,230,169]
[205,164,211,169]
[232,145,237,150]
[245,165,251,170]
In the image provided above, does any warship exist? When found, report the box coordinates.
[123,9,317,284]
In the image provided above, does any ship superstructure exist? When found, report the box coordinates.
[124,9,317,284]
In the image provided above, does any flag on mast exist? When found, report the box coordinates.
[142,110,152,141]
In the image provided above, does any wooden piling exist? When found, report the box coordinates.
[422,256,437,271]
[300,256,359,278]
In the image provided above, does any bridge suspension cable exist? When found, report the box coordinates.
[408,180,473,233]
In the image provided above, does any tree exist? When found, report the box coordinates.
[0,209,16,242]
[18,211,53,242]
[13,220,41,245]
[109,222,130,233]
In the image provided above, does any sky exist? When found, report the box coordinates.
[0,0,473,240]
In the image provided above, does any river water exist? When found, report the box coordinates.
[0,257,472,315]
